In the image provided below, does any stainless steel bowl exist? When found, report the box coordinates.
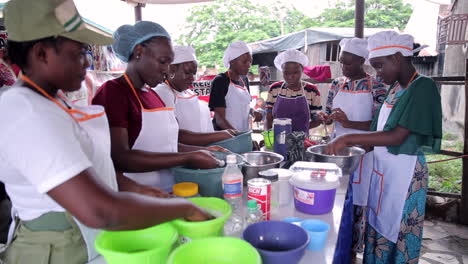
[241,151,284,184]
[306,145,365,175]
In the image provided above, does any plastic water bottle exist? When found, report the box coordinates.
[222,154,244,236]
[244,200,263,228]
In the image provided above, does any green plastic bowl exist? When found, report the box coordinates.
[172,152,244,198]
[262,130,274,150]
[171,197,232,243]
[95,222,178,264]
[167,237,262,264]
[209,130,253,154]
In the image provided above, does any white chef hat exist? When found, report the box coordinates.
[223,41,252,68]
[274,49,309,72]
[172,46,197,65]
[368,31,417,59]
[339,38,368,59]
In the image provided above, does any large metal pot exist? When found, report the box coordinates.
[306,145,365,175]
[241,151,284,184]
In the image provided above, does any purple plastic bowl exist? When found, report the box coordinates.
[293,186,336,215]
[242,220,309,264]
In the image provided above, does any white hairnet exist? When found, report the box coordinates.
[367,31,414,59]
[339,38,368,59]
[172,46,197,65]
[112,21,171,62]
[274,49,309,72]
[222,41,252,68]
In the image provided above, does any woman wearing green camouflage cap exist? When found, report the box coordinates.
[0,1,212,263]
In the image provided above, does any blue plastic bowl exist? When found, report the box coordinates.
[208,130,253,154]
[243,220,309,264]
[171,152,244,198]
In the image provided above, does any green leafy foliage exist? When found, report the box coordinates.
[312,0,413,29]
[178,0,413,68]
[427,133,464,194]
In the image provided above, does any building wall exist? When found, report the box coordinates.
[441,0,468,139]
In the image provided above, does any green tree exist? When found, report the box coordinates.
[178,0,311,68]
[312,0,413,30]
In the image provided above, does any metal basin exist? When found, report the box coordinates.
[306,145,365,175]
[241,151,284,184]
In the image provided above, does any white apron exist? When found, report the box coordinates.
[367,78,420,243]
[175,88,214,133]
[123,74,179,192]
[332,76,374,206]
[2,76,119,262]
[199,100,215,133]
[225,74,251,131]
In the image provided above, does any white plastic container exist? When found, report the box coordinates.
[266,168,294,206]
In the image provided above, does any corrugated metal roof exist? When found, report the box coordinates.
[248,27,392,54]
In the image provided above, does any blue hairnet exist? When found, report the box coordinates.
[112,21,171,62]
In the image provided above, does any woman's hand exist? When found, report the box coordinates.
[185,205,215,222]
[317,112,329,122]
[187,150,221,169]
[329,108,350,127]
[226,129,240,137]
[324,135,351,155]
[135,185,172,198]
[206,145,229,153]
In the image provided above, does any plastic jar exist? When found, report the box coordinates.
[266,168,293,206]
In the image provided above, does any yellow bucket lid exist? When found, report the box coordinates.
[173,182,199,197]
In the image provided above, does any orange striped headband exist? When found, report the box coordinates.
[370,45,412,52]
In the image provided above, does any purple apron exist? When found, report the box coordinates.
[272,82,310,135]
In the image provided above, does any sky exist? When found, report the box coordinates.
[71,0,343,39]
[0,0,424,40]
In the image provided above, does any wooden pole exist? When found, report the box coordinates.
[355,0,365,38]
[134,4,143,22]
[461,58,468,225]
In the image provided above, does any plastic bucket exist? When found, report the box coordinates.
[167,237,262,264]
[94,222,178,264]
[209,130,253,154]
[171,197,232,244]
[289,171,339,215]
[262,130,274,150]
[171,152,244,198]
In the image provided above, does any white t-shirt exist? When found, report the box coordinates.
[0,86,93,220]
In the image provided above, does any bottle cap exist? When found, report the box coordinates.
[258,169,279,182]
[247,199,258,210]
[226,154,237,164]
[173,182,199,197]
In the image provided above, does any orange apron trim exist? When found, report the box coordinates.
[372,169,385,215]
[124,73,171,112]
[20,75,104,122]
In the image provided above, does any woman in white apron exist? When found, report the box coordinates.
[265,49,322,134]
[0,2,212,263]
[154,45,238,144]
[326,31,442,264]
[321,38,387,263]
[93,22,222,193]
[209,41,262,131]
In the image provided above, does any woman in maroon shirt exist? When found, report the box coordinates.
[93,21,226,192]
